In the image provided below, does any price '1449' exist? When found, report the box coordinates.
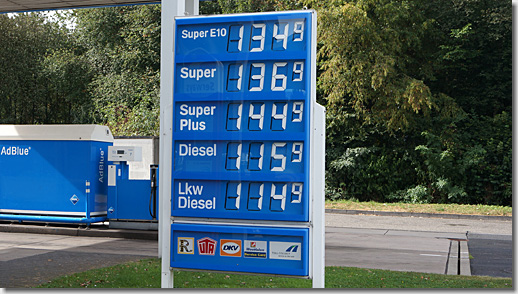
[227,101,304,131]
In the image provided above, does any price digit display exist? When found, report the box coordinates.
[172,12,313,222]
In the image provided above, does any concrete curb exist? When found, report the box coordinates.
[0,222,158,240]
[445,239,471,276]
[325,209,512,221]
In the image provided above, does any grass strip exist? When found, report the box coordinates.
[37,258,512,289]
[325,200,512,217]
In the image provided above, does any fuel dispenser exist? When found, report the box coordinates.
[107,146,159,230]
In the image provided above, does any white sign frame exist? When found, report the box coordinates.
[159,2,325,288]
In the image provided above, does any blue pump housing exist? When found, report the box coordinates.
[107,163,159,222]
[0,125,113,225]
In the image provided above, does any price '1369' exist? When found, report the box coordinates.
[227,61,304,92]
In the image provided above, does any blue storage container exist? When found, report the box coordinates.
[0,125,113,225]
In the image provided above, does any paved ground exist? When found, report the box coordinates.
[325,212,512,278]
[325,227,465,274]
[0,212,512,288]
[467,233,513,278]
[326,212,512,235]
[0,233,157,288]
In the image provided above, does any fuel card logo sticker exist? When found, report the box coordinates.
[197,237,217,255]
[269,242,301,260]
[177,237,194,254]
[243,240,267,258]
[220,239,242,257]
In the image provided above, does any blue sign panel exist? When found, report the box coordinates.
[171,223,309,276]
[172,11,313,222]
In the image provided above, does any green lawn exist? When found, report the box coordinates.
[37,258,512,289]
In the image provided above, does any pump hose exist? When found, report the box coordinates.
[149,166,157,220]
[149,186,156,219]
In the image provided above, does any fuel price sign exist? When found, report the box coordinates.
[172,11,315,222]
[168,11,324,281]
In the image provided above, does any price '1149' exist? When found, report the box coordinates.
[225,181,303,212]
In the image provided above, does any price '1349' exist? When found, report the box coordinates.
[227,21,305,53]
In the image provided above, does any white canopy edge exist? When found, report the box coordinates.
[0,0,160,14]
[0,124,114,142]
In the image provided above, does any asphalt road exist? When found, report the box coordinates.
[0,233,157,288]
[327,212,513,279]
[467,233,513,278]
[325,227,465,274]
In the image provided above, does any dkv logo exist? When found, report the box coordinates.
[0,146,30,156]
[220,240,242,257]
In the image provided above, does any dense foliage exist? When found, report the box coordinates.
[0,0,511,206]
[316,0,512,206]
[74,5,161,135]
[0,12,92,124]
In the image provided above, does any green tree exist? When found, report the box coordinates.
[426,0,512,116]
[405,0,512,205]
[40,49,94,123]
[306,0,511,205]
[74,5,162,135]
[301,0,443,202]
[312,0,439,131]
[0,12,83,124]
[216,0,304,13]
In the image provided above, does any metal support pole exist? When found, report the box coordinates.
[310,10,325,288]
[159,0,198,288]
[311,103,326,288]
